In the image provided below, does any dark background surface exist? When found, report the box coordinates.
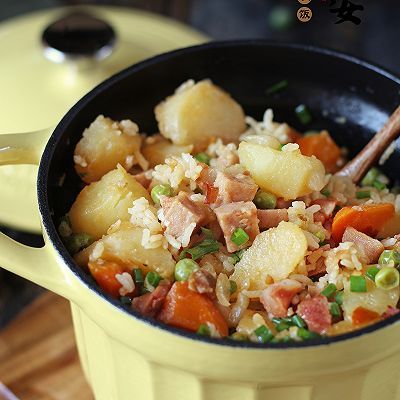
[1,0,399,72]
[0,0,399,326]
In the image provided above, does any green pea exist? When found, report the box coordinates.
[174,259,200,282]
[253,191,277,209]
[375,267,400,290]
[151,184,173,205]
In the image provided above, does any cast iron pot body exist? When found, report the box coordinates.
[34,41,400,399]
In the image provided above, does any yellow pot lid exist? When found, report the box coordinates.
[0,6,207,233]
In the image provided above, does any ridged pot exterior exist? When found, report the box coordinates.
[69,296,400,400]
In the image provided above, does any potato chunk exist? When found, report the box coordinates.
[75,223,175,279]
[74,115,148,183]
[69,165,150,240]
[155,80,246,151]
[238,142,325,200]
[231,221,307,290]
[142,135,193,167]
[342,279,399,322]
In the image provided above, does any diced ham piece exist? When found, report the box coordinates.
[311,199,337,218]
[214,171,258,205]
[131,280,172,317]
[342,226,384,264]
[297,295,332,334]
[307,257,327,277]
[276,198,292,209]
[214,149,239,170]
[311,199,337,224]
[188,269,216,299]
[382,306,400,318]
[196,165,217,191]
[133,171,152,189]
[257,209,289,230]
[260,279,303,318]
[161,192,214,238]
[214,201,260,252]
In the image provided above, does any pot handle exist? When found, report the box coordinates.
[0,129,78,301]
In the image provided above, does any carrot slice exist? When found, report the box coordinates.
[331,203,395,242]
[158,282,229,337]
[88,260,126,298]
[297,131,341,173]
[352,306,380,326]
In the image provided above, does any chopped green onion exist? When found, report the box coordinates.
[361,167,379,187]
[276,321,291,332]
[295,104,312,125]
[151,184,173,205]
[197,324,210,336]
[321,283,337,298]
[375,267,400,290]
[366,265,380,281]
[350,275,367,292]
[253,191,277,209]
[334,291,344,306]
[329,302,341,318]
[321,188,331,197]
[194,152,211,165]
[132,268,144,284]
[291,315,306,328]
[379,250,400,266]
[265,79,289,95]
[373,180,387,191]
[120,296,132,305]
[229,332,247,341]
[356,190,371,199]
[144,271,162,292]
[201,227,214,239]
[66,233,93,254]
[297,327,320,340]
[279,143,285,151]
[314,231,325,243]
[174,259,200,282]
[254,325,274,343]
[229,280,237,294]
[230,249,245,265]
[271,317,283,325]
[180,238,219,261]
[231,228,249,247]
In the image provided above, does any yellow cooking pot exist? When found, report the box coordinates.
[1,41,400,400]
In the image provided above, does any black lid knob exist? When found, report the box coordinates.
[42,11,116,62]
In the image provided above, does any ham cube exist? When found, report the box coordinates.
[297,295,332,334]
[257,209,289,230]
[342,226,384,264]
[214,201,260,252]
[161,192,213,238]
[214,171,258,205]
[260,279,303,317]
[131,280,172,317]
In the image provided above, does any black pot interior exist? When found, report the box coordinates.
[39,41,400,347]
